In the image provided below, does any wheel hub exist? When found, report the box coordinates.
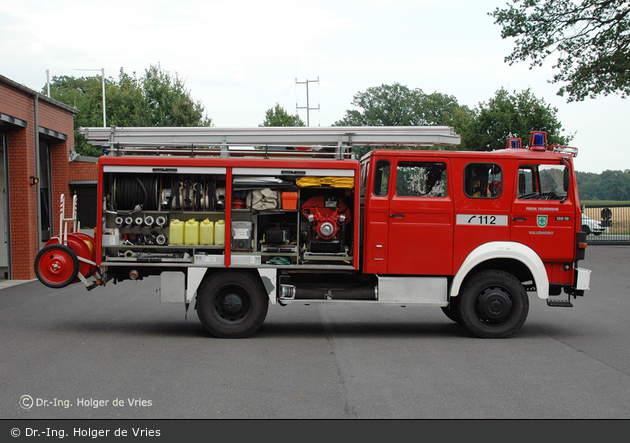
[209,284,255,326]
[221,293,243,314]
[41,251,74,280]
[476,288,513,323]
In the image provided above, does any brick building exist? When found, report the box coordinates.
[0,74,97,280]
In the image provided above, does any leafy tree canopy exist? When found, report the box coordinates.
[335,83,422,127]
[469,87,572,151]
[576,170,630,201]
[334,83,475,128]
[334,83,475,156]
[260,103,305,127]
[334,83,569,155]
[490,0,630,101]
[45,64,212,156]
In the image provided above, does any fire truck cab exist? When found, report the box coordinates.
[34,126,590,339]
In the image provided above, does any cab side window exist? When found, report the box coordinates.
[395,162,447,197]
[517,167,535,197]
[464,163,502,198]
[517,164,568,200]
[373,160,390,197]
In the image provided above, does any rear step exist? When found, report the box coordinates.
[547,299,574,307]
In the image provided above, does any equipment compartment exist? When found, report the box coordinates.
[230,170,356,267]
[100,170,227,265]
[99,164,358,269]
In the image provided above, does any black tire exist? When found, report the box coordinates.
[441,296,463,324]
[582,225,591,235]
[34,244,80,288]
[458,270,529,338]
[196,271,269,338]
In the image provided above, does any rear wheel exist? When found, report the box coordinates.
[459,270,529,338]
[196,271,269,338]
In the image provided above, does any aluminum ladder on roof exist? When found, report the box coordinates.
[78,126,461,159]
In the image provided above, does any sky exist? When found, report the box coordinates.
[1,0,628,173]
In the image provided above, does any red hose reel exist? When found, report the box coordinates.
[35,233,97,288]
[34,194,98,288]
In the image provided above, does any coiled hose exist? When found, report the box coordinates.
[113,176,158,213]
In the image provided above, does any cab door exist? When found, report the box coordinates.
[511,161,576,261]
[362,157,391,275]
[452,161,511,269]
[386,158,453,275]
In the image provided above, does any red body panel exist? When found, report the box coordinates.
[361,148,582,285]
[96,146,581,288]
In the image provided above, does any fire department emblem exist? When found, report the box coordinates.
[537,215,548,228]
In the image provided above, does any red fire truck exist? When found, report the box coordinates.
[34,126,590,338]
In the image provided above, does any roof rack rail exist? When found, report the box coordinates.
[550,145,579,157]
[79,126,461,159]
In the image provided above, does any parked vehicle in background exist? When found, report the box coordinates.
[582,213,607,236]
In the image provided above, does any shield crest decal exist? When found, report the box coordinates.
[537,215,548,228]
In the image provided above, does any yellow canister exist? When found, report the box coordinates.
[169,219,184,245]
[185,218,200,245]
[214,219,225,245]
[200,219,215,245]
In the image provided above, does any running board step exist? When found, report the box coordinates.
[547,299,573,307]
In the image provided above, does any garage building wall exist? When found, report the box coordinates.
[0,74,80,280]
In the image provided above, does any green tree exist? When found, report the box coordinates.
[575,171,600,200]
[490,0,630,101]
[334,83,475,156]
[46,74,113,156]
[335,83,423,126]
[105,69,145,128]
[576,170,630,201]
[419,92,476,150]
[138,65,212,127]
[46,64,212,156]
[599,170,630,201]
[335,83,474,129]
[260,103,305,127]
[468,87,571,151]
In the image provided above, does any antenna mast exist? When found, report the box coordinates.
[296,76,320,126]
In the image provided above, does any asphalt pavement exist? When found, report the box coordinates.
[1,245,629,419]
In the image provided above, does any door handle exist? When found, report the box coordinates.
[389,214,405,218]
[511,217,527,221]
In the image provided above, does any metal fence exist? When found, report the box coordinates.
[581,204,630,245]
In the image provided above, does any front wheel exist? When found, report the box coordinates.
[459,270,529,338]
[196,271,269,338]
[441,295,463,324]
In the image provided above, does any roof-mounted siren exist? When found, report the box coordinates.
[506,137,522,149]
[529,131,548,151]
